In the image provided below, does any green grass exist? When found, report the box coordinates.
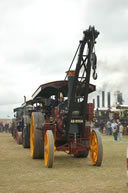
[0,133,128,193]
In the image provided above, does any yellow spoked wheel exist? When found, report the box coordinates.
[30,112,44,159]
[89,129,103,166]
[44,130,55,168]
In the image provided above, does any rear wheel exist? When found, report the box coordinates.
[89,129,103,166]
[44,130,54,168]
[74,140,89,158]
[75,150,89,158]
[22,115,30,148]
[30,112,44,159]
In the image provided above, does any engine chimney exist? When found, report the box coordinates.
[107,92,111,108]
[102,91,105,107]
[66,71,75,107]
[97,95,100,108]
[24,96,26,103]
[93,99,95,109]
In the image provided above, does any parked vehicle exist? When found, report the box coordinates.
[29,26,103,168]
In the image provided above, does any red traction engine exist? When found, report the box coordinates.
[30,26,103,168]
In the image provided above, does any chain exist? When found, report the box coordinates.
[91,27,98,80]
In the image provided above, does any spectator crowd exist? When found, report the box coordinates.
[0,122,11,133]
[94,118,128,141]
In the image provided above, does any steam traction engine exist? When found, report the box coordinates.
[13,107,23,144]
[30,26,103,168]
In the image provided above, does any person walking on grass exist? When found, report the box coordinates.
[111,119,118,141]
[118,123,123,142]
[117,119,120,132]
[106,119,112,135]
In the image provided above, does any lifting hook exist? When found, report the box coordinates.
[93,70,97,80]
[90,52,98,80]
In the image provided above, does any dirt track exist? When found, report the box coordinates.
[0,133,128,193]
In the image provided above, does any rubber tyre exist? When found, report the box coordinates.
[22,115,30,148]
[89,129,103,166]
[16,131,22,144]
[30,112,44,159]
[44,130,54,168]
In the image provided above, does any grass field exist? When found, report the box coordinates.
[0,133,128,193]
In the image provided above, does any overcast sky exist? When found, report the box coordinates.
[0,0,128,118]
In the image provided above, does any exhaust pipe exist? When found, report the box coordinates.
[93,99,95,109]
[107,92,111,108]
[102,91,105,107]
[97,95,100,108]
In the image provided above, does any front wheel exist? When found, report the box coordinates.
[44,130,55,168]
[89,129,103,166]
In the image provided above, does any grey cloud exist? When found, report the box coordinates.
[98,57,128,74]
[85,0,128,45]
[0,103,21,118]
[0,90,22,106]
[94,56,128,94]
[0,0,32,12]
[0,0,128,118]
[7,51,41,65]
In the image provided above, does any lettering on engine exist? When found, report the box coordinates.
[70,120,83,123]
